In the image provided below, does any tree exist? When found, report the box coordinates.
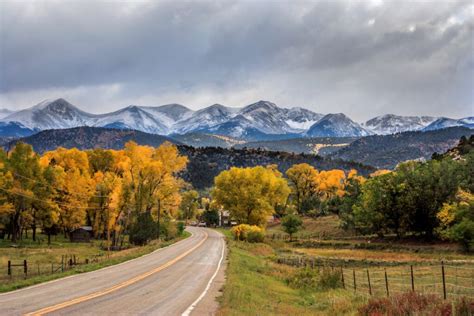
[437,189,474,251]
[281,214,303,241]
[286,164,319,214]
[212,166,290,226]
[180,190,199,225]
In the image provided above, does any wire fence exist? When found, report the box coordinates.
[1,253,110,284]
[276,256,474,299]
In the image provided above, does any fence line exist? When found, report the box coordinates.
[2,253,112,283]
[276,256,474,299]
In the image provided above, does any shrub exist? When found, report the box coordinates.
[286,268,319,290]
[286,267,342,291]
[231,224,265,243]
[456,297,474,315]
[357,292,473,316]
[129,212,157,245]
[177,221,185,236]
[318,268,343,290]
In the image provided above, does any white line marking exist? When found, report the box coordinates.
[182,233,226,316]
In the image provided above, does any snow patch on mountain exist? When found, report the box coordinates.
[363,114,438,135]
[306,113,372,137]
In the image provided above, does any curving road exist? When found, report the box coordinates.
[0,227,226,316]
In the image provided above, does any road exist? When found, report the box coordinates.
[0,227,226,316]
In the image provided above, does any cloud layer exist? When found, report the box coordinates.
[0,0,472,121]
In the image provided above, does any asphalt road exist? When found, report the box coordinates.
[0,227,226,316]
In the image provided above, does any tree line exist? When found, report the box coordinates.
[211,136,473,250]
[0,141,187,247]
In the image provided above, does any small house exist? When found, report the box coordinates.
[70,226,93,242]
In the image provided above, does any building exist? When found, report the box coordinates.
[69,226,93,242]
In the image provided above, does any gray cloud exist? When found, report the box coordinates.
[0,0,472,121]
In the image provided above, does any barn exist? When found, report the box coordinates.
[70,226,93,242]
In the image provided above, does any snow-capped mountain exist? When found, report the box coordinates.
[306,113,372,137]
[1,98,471,140]
[173,104,238,134]
[0,109,14,119]
[284,107,324,131]
[363,114,438,135]
[93,106,169,134]
[422,117,473,131]
[2,99,96,130]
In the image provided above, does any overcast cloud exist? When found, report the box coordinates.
[0,0,472,121]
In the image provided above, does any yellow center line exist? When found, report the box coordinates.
[24,232,209,316]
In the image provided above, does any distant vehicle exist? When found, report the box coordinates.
[230,221,238,226]
[198,222,207,227]
[190,221,198,226]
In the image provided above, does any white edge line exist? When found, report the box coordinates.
[181,232,226,316]
[0,229,195,297]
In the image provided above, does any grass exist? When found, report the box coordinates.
[216,229,366,315]
[0,231,190,292]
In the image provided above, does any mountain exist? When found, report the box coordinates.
[172,132,244,148]
[92,106,169,134]
[331,126,473,169]
[306,113,371,137]
[283,107,324,131]
[0,109,14,119]
[2,99,96,130]
[422,117,473,132]
[234,136,358,155]
[0,122,37,137]
[363,114,437,135]
[4,127,180,153]
[173,104,237,134]
[2,98,469,141]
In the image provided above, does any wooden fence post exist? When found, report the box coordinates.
[385,269,389,297]
[441,261,447,300]
[367,269,372,295]
[23,260,27,278]
[410,265,415,292]
[353,269,357,291]
[8,260,11,278]
[341,267,345,289]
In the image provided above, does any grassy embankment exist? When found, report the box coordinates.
[217,216,474,315]
[216,229,365,316]
[0,231,190,292]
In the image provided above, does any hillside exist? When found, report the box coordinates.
[331,127,473,169]
[234,137,358,155]
[3,126,375,189]
[4,127,181,153]
[179,146,375,189]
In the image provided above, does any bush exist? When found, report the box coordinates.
[286,268,319,290]
[129,212,157,245]
[231,224,265,243]
[286,268,342,291]
[318,268,343,290]
[177,221,185,236]
[357,292,469,316]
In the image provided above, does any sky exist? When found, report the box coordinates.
[0,0,473,122]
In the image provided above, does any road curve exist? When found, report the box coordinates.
[0,227,226,316]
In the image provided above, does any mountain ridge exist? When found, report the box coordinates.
[1,98,472,139]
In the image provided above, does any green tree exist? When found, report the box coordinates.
[180,190,199,224]
[281,214,303,241]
